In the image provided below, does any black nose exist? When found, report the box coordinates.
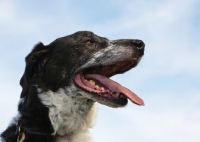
[131,40,145,49]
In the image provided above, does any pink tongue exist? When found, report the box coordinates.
[78,74,144,106]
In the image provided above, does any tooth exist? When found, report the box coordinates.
[116,92,120,97]
[95,85,99,89]
[101,87,105,91]
[89,80,95,85]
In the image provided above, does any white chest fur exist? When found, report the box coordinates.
[38,88,97,142]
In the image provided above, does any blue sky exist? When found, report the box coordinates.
[0,0,200,142]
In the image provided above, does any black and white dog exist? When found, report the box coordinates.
[1,31,145,142]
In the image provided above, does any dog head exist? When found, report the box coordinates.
[20,31,145,108]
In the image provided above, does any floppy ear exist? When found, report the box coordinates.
[20,42,50,98]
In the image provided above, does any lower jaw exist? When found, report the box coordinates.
[74,73,129,107]
[84,91,128,108]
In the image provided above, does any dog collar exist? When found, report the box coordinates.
[16,125,72,142]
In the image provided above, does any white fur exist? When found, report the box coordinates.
[37,41,134,142]
[8,113,21,127]
[80,41,133,71]
[38,87,98,142]
[18,97,25,105]
[80,42,115,69]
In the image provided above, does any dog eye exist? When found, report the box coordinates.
[85,40,94,44]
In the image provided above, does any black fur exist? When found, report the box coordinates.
[1,31,145,142]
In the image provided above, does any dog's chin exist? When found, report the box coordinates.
[86,92,128,108]
[73,59,145,108]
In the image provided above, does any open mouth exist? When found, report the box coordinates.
[74,58,144,106]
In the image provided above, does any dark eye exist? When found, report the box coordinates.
[85,39,94,44]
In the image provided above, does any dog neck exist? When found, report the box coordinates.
[55,135,71,142]
[38,87,97,142]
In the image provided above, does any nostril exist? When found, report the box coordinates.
[132,40,144,49]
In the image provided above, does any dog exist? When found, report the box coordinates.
[1,31,145,142]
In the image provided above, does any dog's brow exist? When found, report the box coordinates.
[97,36,108,40]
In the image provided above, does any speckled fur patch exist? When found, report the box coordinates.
[38,84,97,142]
